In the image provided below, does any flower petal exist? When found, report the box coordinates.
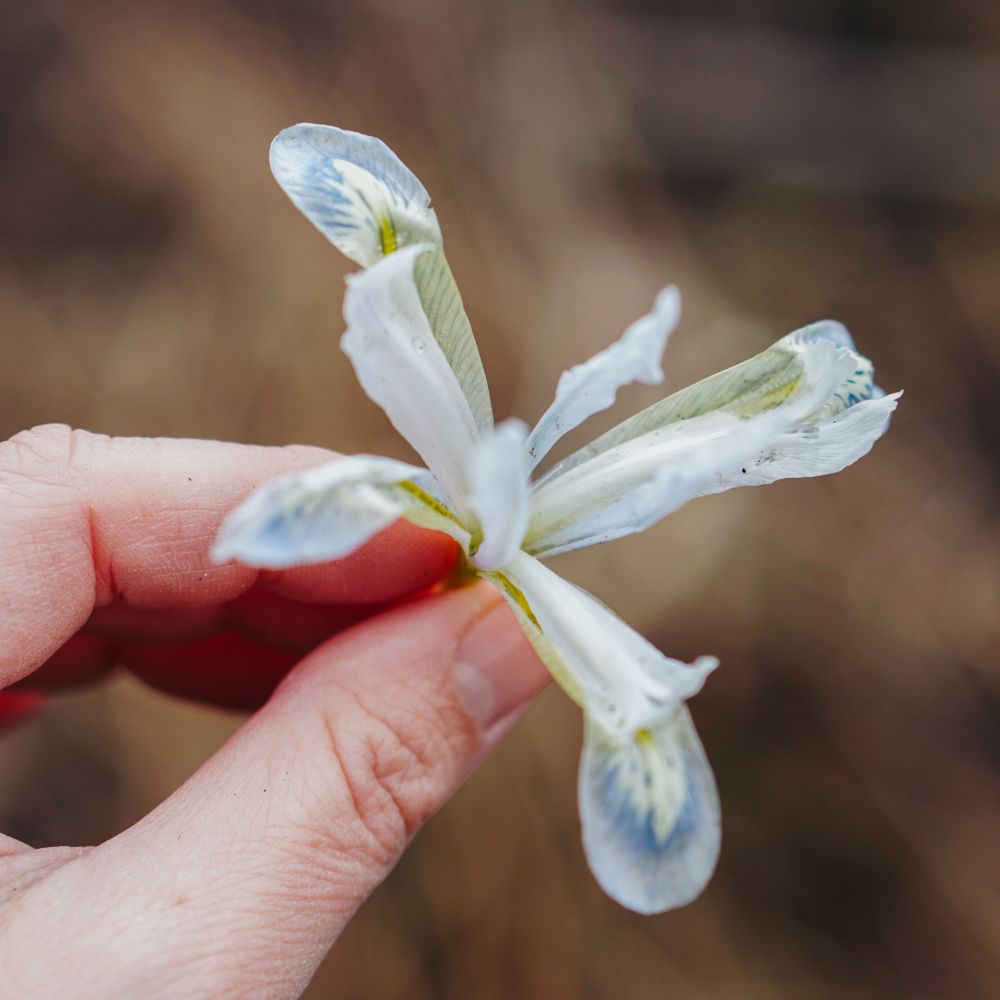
[270,124,441,267]
[211,454,467,568]
[466,420,532,571]
[481,551,721,913]
[412,247,494,434]
[342,244,483,514]
[579,708,720,914]
[525,286,680,470]
[526,323,899,557]
[486,551,716,737]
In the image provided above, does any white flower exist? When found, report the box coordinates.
[213,124,900,914]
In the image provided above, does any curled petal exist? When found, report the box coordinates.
[270,124,441,267]
[342,245,482,514]
[525,286,680,470]
[466,420,531,571]
[579,708,720,914]
[211,455,467,568]
[526,323,899,557]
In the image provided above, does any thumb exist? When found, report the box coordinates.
[4,583,547,999]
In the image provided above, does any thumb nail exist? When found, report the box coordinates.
[453,600,548,733]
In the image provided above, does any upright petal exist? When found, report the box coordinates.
[579,708,720,914]
[525,286,680,470]
[211,455,468,568]
[465,420,531,571]
[413,247,494,433]
[342,244,482,514]
[526,323,899,557]
[270,124,441,267]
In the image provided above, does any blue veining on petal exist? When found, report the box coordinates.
[578,710,721,914]
[788,320,883,417]
[595,750,701,857]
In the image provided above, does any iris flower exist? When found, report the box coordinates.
[213,125,899,914]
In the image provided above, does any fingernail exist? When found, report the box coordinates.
[453,601,548,732]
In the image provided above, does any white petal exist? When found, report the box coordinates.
[491,551,717,737]
[698,391,901,496]
[525,286,680,470]
[579,708,720,914]
[526,324,898,557]
[481,551,721,912]
[526,412,780,557]
[270,124,441,267]
[466,420,531,571]
[211,455,467,568]
[342,244,482,515]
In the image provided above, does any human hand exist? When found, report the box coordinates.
[0,424,547,999]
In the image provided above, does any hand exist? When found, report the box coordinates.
[0,425,547,999]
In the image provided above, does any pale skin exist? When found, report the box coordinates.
[0,424,549,999]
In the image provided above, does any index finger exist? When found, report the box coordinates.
[0,425,457,689]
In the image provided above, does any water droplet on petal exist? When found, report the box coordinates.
[412,337,426,354]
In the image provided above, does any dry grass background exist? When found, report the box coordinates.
[2,1,999,996]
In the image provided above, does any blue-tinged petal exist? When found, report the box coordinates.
[270,124,441,267]
[465,419,531,571]
[524,286,680,470]
[579,708,720,914]
[211,455,467,569]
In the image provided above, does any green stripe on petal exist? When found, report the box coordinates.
[342,245,483,513]
[413,248,494,434]
[541,320,872,479]
[527,321,897,558]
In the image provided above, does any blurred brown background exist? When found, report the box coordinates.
[1,0,999,997]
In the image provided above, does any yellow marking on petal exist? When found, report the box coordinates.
[378,214,398,255]
[635,727,654,747]
[734,372,802,417]
[488,570,541,630]
[399,480,461,524]
[483,570,589,709]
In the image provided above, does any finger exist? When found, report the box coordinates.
[3,585,549,996]
[85,588,370,652]
[26,593,372,708]
[0,425,457,688]
[121,633,300,711]
[12,634,114,690]
[23,632,300,711]
[0,691,45,730]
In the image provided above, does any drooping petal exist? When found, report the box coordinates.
[524,286,680,470]
[526,323,900,557]
[480,551,721,913]
[211,455,467,568]
[465,420,531,571]
[485,551,717,738]
[579,708,720,914]
[270,124,441,267]
[342,244,482,515]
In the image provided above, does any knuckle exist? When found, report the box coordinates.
[318,688,477,863]
[0,425,106,495]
